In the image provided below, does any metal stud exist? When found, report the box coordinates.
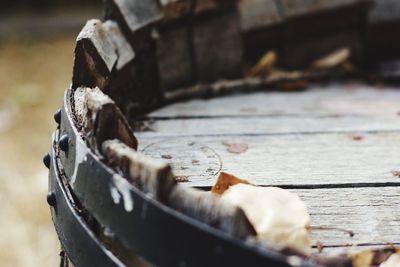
[43,153,51,169]
[47,192,56,207]
[54,108,62,124]
[59,134,69,152]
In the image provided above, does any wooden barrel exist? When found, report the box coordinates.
[44,1,400,266]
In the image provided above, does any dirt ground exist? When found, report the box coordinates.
[0,35,76,266]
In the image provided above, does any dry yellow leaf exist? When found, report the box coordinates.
[221,183,311,254]
[311,47,350,70]
[211,171,250,195]
[247,50,277,77]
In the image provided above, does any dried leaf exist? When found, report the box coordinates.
[211,171,250,195]
[316,240,324,254]
[223,142,248,154]
[380,253,400,267]
[247,51,277,77]
[391,171,400,178]
[221,183,311,254]
[311,47,350,70]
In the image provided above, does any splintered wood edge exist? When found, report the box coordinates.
[103,20,135,71]
[72,19,118,90]
[73,87,138,152]
[102,139,257,239]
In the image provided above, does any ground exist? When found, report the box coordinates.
[0,35,75,267]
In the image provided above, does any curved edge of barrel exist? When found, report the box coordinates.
[51,87,316,267]
[48,128,125,267]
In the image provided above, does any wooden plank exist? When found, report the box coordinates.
[156,25,194,91]
[238,0,282,31]
[192,9,243,82]
[293,187,400,247]
[136,115,400,137]
[368,0,400,24]
[103,20,135,71]
[137,132,400,186]
[147,86,400,118]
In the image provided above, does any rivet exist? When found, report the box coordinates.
[47,192,56,207]
[54,108,62,124]
[43,153,51,169]
[59,134,69,152]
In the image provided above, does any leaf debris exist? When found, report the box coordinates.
[223,142,248,154]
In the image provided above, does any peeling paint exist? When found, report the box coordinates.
[112,175,134,212]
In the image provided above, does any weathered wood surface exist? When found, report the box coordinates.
[137,116,400,137]
[137,132,400,186]
[294,187,400,248]
[72,19,117,90]
[147,85,400,118]
[136,83,400,251]
[192,9,243,82]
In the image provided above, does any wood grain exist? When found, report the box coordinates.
[294,187,400,247]
[137,132,400,186]
[147,85,400,118]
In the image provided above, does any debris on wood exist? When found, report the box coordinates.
[351,248,400,267]
[351,134,364,141]
[175,176,189,183]
[278,80,308,91]
[211,171,250,195]
[311,47,351,70]
[246,50,277,77]
[223,141,249,154]
[391,171,400,178]
[316,240,324,254]
[380,253,400,267]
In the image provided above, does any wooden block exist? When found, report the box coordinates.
[238,0,282,31]
[103,20,135,71]
[104,0,163,117]
[74,87,138,153]
[72,19,118,90]
[192,9,243,82]
[168,185,256,239]
[156,25,194,91]
[102,139,175,201]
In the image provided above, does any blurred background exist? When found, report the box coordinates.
[0,1,101,266]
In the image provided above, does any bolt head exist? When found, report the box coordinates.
[43,153,51,169]
[59,134,69,152]
[47,192,56,207]
[54,108,62,124]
